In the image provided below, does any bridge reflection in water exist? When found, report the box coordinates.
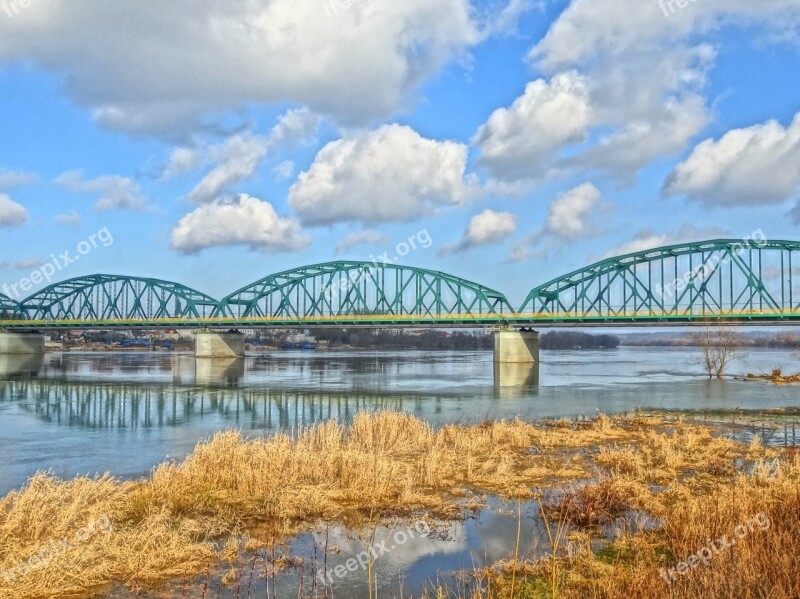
[0,352,540,432]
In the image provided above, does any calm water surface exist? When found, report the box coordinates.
[2,347,800,495]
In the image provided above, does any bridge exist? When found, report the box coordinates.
[0,239,798,360]
[2,239,798,328]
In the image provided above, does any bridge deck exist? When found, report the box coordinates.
[3,309,800,329]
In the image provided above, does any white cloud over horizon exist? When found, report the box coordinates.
[170,194,310,255]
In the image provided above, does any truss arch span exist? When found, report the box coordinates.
[21,275,220,322]
[214,261,514,321]
[519,239,800,322]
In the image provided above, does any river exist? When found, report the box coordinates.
[2,347,800,496]
[2,347,800,596]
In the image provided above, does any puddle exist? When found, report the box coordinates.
[113,497,557,598]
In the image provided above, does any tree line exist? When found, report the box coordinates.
[539,331,620,350]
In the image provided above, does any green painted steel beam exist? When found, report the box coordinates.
[0,292,23,320]
[4,310,800,330]
[19,275,220,322]
[213,261,515,320]
[520,238,799,320]
[6,240,800,329]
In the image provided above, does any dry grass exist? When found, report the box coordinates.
[465,455,800,599]
[443,423,798,599]
[0,411,789,598]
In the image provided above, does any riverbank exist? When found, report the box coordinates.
[0,411,796,598]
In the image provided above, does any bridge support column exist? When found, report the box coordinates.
[0,332,45,354]
[195,331,245,358]
[494,329,539,364]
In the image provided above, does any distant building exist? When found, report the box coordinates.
[287,331,317,345]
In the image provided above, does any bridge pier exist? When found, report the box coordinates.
[494,329,539,364]
[0,331,45,354]
[195,330,246,358]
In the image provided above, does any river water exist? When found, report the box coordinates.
[2,347,800,597]
[2,347,800,496]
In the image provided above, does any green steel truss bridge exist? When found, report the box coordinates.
[2,239,800,329]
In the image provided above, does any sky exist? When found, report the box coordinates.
[0,0,799,307]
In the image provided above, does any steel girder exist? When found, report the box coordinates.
[6,239,800,327]
[519,239,800,321]
[20,275,220,321]
[0,292,22,319]
[214,261,515,319]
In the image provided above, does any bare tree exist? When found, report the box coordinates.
[694,324,743,379]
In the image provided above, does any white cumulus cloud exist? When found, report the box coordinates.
[0,1,480,136]
[160,147,202,181]
[186,134,271,203]
[167,109,321,201]
[55,210,82,227]
[474,43,716,183]
[508,183,603,261]
[573,94,711,178]
[473,72,592,181]
[55,170,149,211]
[289,125,476,225]
[530,0,800,71]
[544,182,602,240]
[0,169,37,189]
[0,194,28,227]
[273,161,295,182]
[442,209,517,253]
[511,0,800,182]
[664,113,800,206]
[170,194,309,254]
[13,256,46,270]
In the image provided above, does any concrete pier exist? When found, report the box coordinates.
[0,332,45,354]
[195,331,246,358]
[494,329,539,364]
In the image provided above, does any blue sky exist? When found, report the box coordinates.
[0,0,799,306]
